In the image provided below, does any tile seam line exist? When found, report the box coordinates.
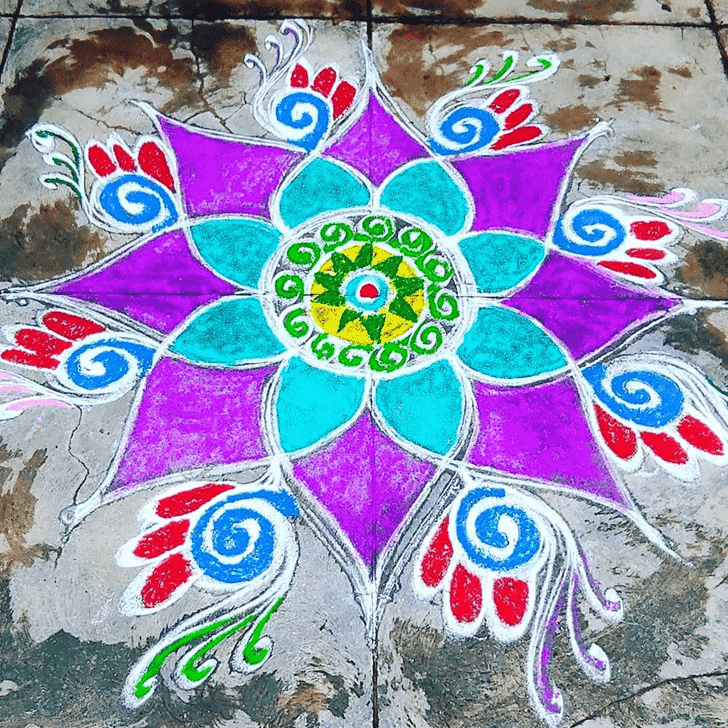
[704,0,728,81]
[0,0,22,84]
[0,14,712,27]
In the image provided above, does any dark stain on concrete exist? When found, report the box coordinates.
[613,149,658,169]
[0,448,49,577]
[576,159,662,195]
[544,35,577,52]
[542,104,595,133]
[0,201,107,283]
[616,65,663,110]
[176,0,366,20]
[374,0,482,17]
[679,240,728,299]
[0,25,195,173]
[667,65,693,79]
[578,73,609,88]
[526,0,635,21]
[664,310,728,370]
[192,22,256,83]
[383,27,509,112]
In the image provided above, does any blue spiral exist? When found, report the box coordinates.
[552,208,626,256]
[64,338,154,391]
[454,486,541,572]
[98,173,179,232]
[584,363,684,428]
[275,91,331,153]
[429,106,500,156]
[190,490,298,585]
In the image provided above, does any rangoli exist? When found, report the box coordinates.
[4,21,728,725]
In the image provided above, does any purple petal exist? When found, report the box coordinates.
[452,137,587,239]
[103,357,273,499]
[324,93,431,187]
[51,230,235,334]
[158,116,303,218]
[468,375,631,509]
[292,411,435,568]
[505,251,680,361]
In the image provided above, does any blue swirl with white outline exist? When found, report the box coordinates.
[64,338,154,391]
[454,487,541,572]
[583,363,684,428]
[275,91,331,153]
[552,207,626,256]
[190,490,298,585]
[98,173,178,232]
[429,106,500,156]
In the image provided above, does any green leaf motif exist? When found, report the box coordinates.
[374,255,403,279]
[389,296,419,323]
[315,290,346,307]
[354,243,374,268]
[393,276,424,296]
[362,314,386,342]
[314,272,343,291]
[330,252,357,275]
[338,308,362,332]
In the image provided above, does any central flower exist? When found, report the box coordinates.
[265,210,465,376]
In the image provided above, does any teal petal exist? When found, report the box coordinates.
[190,218,280,288]
[278,159,370,230]
[380,161,469,236]
[457,306,567,380]
[170,297,284,366]
[375,360,463,455]
[276,356,365,452]
[459,232,545,294]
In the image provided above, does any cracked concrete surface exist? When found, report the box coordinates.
[1,3,728,727]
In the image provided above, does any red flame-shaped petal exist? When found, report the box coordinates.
[420,517,454,589]
[597,260,657,279]
[87,144,116,177]
[493,577,529,626]
[677,415,724,456]
[312,67,337,98]
[13,329,71,357]
[137,141,176,192]
[449,564,483,624]
[491,125,542,150]
[42,311,105,340]
[140,552,193,609]
[0,350,60,369]
[113,144,137,172]
[630,220,672,241]
[489,88,521,114]
[641,431,689,464]
[290,63,309,88]
[133,519,190,560]
[331,81,357,119]
[594,404,638,460]
[625,247,666,261]
[504,103,534,130]
[156,483,235,519]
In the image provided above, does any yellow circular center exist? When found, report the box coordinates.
[310,245,426,345]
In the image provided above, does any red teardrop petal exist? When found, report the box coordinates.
[493,577,529,626]
[312,67,337,98]
[491,125,542,150]
[489,88,521,114]
[0,350,60,369]
[625,247,667,261]
[43,311,105,340]
[449,564,483,624]
[641,431,689,465]
[331,81,357,119]
[137,141,176,192]
[87,144,116,176]
[290,63,309,88]
[140,552,192,609]
[156,483,235,519]
[504,103,534,130]
[597,260,657,279]
[133,519,190,560]
[630,220,671,241]
[14,329,71,357]
[113,144,137,171]
[677,415,724,456]
[594,404,638,460]
[420,517,454,588]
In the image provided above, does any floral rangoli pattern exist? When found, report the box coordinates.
[5,21,728,725]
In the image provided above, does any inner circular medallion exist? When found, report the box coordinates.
[266,210,467,376]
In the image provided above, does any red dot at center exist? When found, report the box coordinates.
[359,283,379,300]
